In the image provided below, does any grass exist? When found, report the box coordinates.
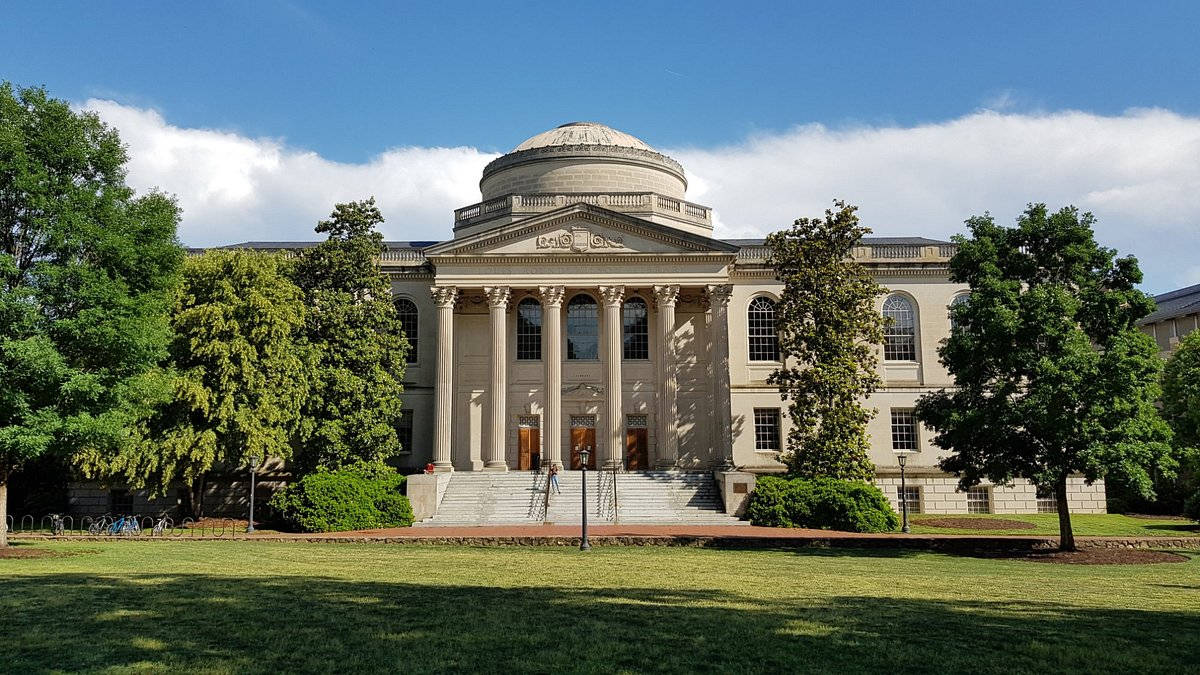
[2,542,1199,673]
[908,513,1200,536]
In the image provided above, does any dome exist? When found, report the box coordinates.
[480,121,687,201]
[512,122,656,153]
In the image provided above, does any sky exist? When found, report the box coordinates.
[2,1,1199,292]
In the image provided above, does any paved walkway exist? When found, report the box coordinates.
[20,524,1197,550]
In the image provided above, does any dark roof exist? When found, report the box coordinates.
[1142,283,1200,324]
[722,236,953,246]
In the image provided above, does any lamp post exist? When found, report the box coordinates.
[897,452,910,534]
[579,445,591,551]
[247,455,261,534]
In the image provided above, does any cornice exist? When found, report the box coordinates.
[481,144,687,185]
[427,252,736,266]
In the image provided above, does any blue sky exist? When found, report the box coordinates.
[3,2,1199,291]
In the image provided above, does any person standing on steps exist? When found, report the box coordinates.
[549,463,561,494]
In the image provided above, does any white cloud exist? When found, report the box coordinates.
[668,109,1200,292]
[83,99,496,245]
[84,100,1200,292]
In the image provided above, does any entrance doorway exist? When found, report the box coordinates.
[518,416,540,471]
[569,415,597,470]
[625,414,649,470]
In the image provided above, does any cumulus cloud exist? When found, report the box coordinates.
[669,109,1200,292]
[83,99,496,246]
[84,100,1199,292]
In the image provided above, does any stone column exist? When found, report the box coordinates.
[653,285,680,468]
[484,286,511,471]
[539,285,566,468]
[599,285,626,469]
[430,286,459,472]
[708,284,735,468]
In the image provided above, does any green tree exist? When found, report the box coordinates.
[915,204,1173,550]
[766,201,885,481]
[1162,330,1200,517]
[0,83,182,545]
[290,198,408,473]
[99,250,312,517]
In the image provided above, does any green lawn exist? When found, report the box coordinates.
[908,513,1200,537]
[2,542,1198,673]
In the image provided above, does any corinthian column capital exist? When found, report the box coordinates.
[598,285,626,307]
[653,284,680,307]
[430,285,459,308]
[484,285,511,309]
[538,285,566,307]
[705,284,733,309]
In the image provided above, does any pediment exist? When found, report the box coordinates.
[424,204,739,258]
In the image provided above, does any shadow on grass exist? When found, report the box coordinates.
[2,572,1198,673]
[1142,523,1200,534]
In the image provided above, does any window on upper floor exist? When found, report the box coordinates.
[622,297,649,360]
[516,298,542,361]
[949,293,970,331]
[394,298,419,365]
[883,294,917,361]
[566,294,599,360]
[753,408,781,451]
[748,296,780,362]
[891,409,918,451]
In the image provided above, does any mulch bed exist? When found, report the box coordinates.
[0,546,65,559]
[917,517,1037,530]
[1005,549,1189,565]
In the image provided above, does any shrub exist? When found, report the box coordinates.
[745,476,900,533]
[270,465,413,532]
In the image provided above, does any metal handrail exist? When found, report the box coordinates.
[543,468,552,519]
[611,466,619,524]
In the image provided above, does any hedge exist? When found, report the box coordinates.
[269,464,414,532]
[745,476,900,533]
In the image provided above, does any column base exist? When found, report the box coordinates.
[483,462,509,472]
[432,463,454,473]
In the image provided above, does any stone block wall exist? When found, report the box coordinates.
[873,475,1107,515]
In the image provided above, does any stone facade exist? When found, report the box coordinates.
[144,121,1105,518]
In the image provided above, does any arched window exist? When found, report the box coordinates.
[883,295,917,361]
[747,296,780,362]
[516,298,542,360]
[622,297,649,360]
[949,293,970,330]
[394,297,419,364]
[566,294,599,360]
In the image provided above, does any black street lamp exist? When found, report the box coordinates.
[247,455,261,534]
[897,452,910,534]
[579,445,591,551]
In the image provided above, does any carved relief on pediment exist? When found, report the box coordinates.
[535,226,625,252]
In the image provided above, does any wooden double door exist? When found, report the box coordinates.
[625,414,649,470]
[518,416,540,471]
[569,416,597,470]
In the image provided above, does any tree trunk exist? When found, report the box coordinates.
[188,474,207,520]
[0,471,8,548]
[1055,477,1075,552]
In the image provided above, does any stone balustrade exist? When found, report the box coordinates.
[453,192,713,229]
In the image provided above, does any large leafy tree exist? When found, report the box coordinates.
[290,198,408,473]
[766,201,885,481]
[0,83,182,545]
[1162,331,1200,516]
[95,250,313,518]
[915,204,1173,550]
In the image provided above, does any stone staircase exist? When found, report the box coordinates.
[415,470,746,527]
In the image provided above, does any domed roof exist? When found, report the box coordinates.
[512,121,655,153]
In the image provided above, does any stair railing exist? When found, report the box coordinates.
[610,466,619,524]
[543,468,552,519]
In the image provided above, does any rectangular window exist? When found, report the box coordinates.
[1036,491,1058,514]
[898,486,922,514]
[890,409,918,451]
[396,410,414,455]
[966,486,991,514]
[753,408,781,451]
